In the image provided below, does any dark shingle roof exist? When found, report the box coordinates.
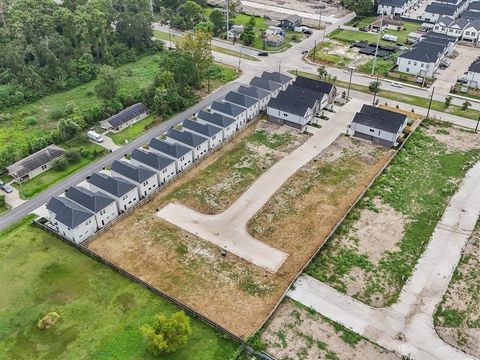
[131,148,175,171]
[196,110,236,128]
[422,31,457,43]
[468,1,480,11]
[111,160,156,184]
[293,76,335,95]
[467,19,480,30]
[261,71,293,85]
[211,101,246,117]
[250,77,283,92]
[285,84,327,102]
[267,91,317,117]
[65,186,115,213]
[378,0,407,7]
[47,196,94,228]
[450,17,469,28]
[182,119,223,137]
[425,2,457,16]
[462,10,480,20]
[149,138,191,159]
[224,91,258,108]
[283,14,301,23]
[106,103,148,127]
[400,41,445,62]
[7,145,65,178]
[437,16,455,26]
[88,172,136,198]
[468,58,480,73]
[352,105,407,133]
[237,85,270,100]
[166,128,208,147]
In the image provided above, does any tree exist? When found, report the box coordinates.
[228,0,242,19]
[95,66,120,102]
[176,29,213,84]
[141,311,192,355]
[317,65,328,79]
[173,0,205,30]
[209,9,225,36]
[240,17,256,46]
[368,81,381,93]
[444,95,452,108]
[195,20,214,34]
[462,100,472,111]
[341,0,373,16]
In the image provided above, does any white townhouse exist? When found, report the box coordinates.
[87,172,139,212]
[166,128,209,160]
[250,76,283,98]
[462,20,480,45]
[237,85,271,111]
[149,138,193,173]
[397,41,447,77]
[182,119,224,149]
[285,84,329,112]
[210,101,247,129]
[111,159,159,198]
[465,58,480,88]
[46,196,97,243]
[261,71,294,91]
[377,0,410,16]
[267,91,316,132]
[224,91,260,120]
[196,110,237,139]
[65,186,119,229]
[422,3,458,23]
[130,148,177,185]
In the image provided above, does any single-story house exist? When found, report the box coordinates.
[87,172,139,212]
[224,91,260,120]
[149,138,193,173]
[265,34,284,47]
[182,119,224,149]
[130,148,177,184]
[100,103,148,133]
[196,110,237,139]
[227,25,244,41]
[210,101,247,129]
[347,105,408,147]
[65,185,119,229]
[266,26,284,36]
[267,91,317,131]
[261,71,294,91]
[466,58,480,88]
[111,160,158,198]
[371,16,403,31]
[237,85,271,111]
[293,76,337,103]
[285,84,328,111]
[280,14,302,30]
[7,144,65,183]
[166,128,209,160]
[250,76,283,98]
[47,196,97,243]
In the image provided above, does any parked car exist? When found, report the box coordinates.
[359,27,369,32]
[441,60,451,67]
[391,82,403,88]
[303,29,313,35]
[87,130,104,143]
[301,49,308,54]
[0,184,13,194]
[258,51,268,56]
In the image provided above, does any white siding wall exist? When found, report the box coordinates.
[148,147,194,173]
[89,184,139,212]
[50,215,97,244]
[95,202,119,228]
[158,162,177,184]
[267,106,313,127]
[192,141,209,160]
[467,71,480,88]
[397,57,437,78]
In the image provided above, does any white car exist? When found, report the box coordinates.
[391,82,403,88]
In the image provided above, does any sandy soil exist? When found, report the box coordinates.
[423,123,480,152]
[88,135,392,339]
[262,299,400,360]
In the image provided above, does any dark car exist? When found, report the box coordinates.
[359,27,369,32]
[303,29,313,35]
[258,52,268,56]
[301,50,308,54]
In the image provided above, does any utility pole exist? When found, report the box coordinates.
[371,14,384,76]
[347,66,355,100]
[476,115,480,133]
[313,40,317,62]
[426,86,435,119]
[372,74,380,106]
[226,0,230,39]
[237,46,242,70]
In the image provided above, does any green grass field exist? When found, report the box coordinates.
[0,216,240,359]
[341,19,421,44]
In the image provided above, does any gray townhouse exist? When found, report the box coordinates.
[293,76,337,103]
[111,160,159,199]
[250,76,283,98]
[182,119,224,149]
[130,148,177,185]
[285,84,329,112]
[87,172,139,212]
[196,110,237,139]
[224,91,260,120]
[210,101,247,129]
[166,128,210,160]
[149,138,193,173]
[237,85,271,111]
[267,91,317,131]
[261,71,294,91]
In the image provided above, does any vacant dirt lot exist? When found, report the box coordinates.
[88,133,392,338]
[435,221,480,358]
[261,299,399,360]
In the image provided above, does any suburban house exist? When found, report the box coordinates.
[166,128,209,160]
[371,16,403,31]
[261,71,294,91]
[422,3,459,23]
[265,26,284,36]
[182,119,224,149]
[267,91,317,131]
[46,196,97,243]
[210,101,247,129]
[285,84,329,111]
[293,76,337,103]
[347,105,408,147]
[422,31,457,54]
[7,144,65,183]
[130,148,177,184]
[465,58,480,88]
[111,160,158,198]
[64,186,119,228]
[87,172,139,212]
[196,110,236,139]
[396,40,447,77]
[377,0,411,16]
[265,34,284,47]
[280,14,302,30]
[224,91,260,120]
[433,16,468,38]
[461,20,480,45]
[237,85,271,111]
[227,25,244,41]
[250,76,283,98]
[148,138,193,173]
[100,103,148,133]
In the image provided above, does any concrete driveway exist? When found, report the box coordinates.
[288,160,480,360]
[3,184,26,209]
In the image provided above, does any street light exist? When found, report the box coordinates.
[371,14,384,76]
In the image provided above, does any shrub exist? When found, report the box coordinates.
[37,312,61,330]
[53,158,68,171]
[64,150,81,163]
[0,194,5,208]
[24,116,37,126]
[48,108,65,121]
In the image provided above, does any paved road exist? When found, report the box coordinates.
[288,161,480,360]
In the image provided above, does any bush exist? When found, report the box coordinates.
[24,116,37,126]
[0,194,5,208]
[65,150,81,164]
[48,108,65,121]
[53,158,68,171]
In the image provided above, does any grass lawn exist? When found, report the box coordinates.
[0,216,240,359]
[109,115,160,145]
[291,70,480,121]
[13,136,107,200]
[346,16,377,28]
[0,198,9,214]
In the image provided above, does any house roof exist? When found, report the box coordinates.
[87,172,136,197]
[111,160,156,184]
[196,110,236,128]
[166,128,208,147]
[293,76,335,95]
[468,1,480,11]
[182,119,223,137]
[267,91,317,117]
[224,91,258,108]
[7,144,65,178]
[422,31,457,43]
[283,14,301,23]
[105,103,148,127]
[378,0,407,7]
[468,58,480,73]
[371,16,403,28]
[131,148,175,171]
[437,16,455,27]
[211,101,245,117]
[65,186,115,213]
[437,0,458,4]
[261,71,294,85]
[250,76,283,92]
[285,84,327,103]
[425,2,457,16]
[465,19,480,30]
[237,85,270,100]
[352,105,407,133]
[149,138,191,159]
[462,10,480,20]
[399,40,445,62]
[450,17,469,28]
[47,196,94,228]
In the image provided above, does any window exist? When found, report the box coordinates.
[414,62,417,66]
[143,181,148,186]
[212,135,216,140]
[369,129,375,133]
[421,63,424,68]
[180,156,184,161]
[408,61,411,65]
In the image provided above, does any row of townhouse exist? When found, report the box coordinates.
[377,0,422,16]
[433,9,480,45]
[377,0,473,21]
[45,71,297,244]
